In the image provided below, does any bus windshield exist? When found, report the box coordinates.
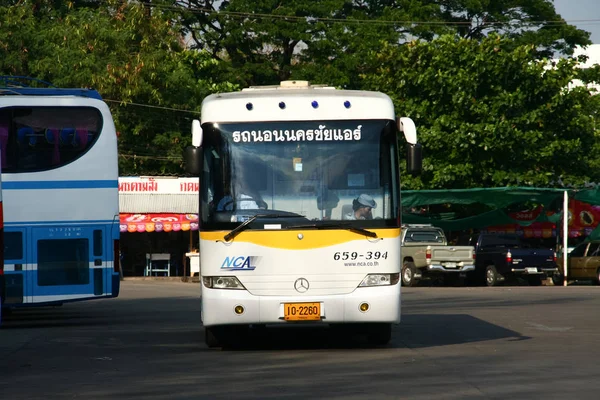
[200,119,400,230]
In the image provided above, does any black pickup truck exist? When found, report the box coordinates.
[458,233,558,286]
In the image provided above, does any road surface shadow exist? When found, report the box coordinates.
[204,313,528,351]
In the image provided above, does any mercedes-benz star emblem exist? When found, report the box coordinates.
[294,278,310,293]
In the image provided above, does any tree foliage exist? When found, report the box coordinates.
[174,0,590,88]
[0,1,598,186]
[363,35,600,189]
[432,0,591,57]
[0,0,236,175]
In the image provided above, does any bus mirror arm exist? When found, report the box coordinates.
[183,146,203,176]
[397,117,417,145]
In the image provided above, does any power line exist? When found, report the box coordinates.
[119,153,183,160]
[139,1,600,28]
[104,98,200,114]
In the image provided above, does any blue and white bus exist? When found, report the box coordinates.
[0,85,120,308]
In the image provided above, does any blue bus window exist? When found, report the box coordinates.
[17,126,37,146]
[45,128,59,144]
[60,128,75,145]
[4,232,23,260]
[37,239,89,286]
[93,230,103,256]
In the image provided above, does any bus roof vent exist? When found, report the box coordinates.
[243,81,335,91]
[280,80,310,88]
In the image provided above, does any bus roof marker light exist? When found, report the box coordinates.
[246,102,253,111]
[311,101,319,109]
[344,100,351,109]
[279,101,286,109]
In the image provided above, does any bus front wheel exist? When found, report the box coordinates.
[366,323,392,346]
[205,327,221,348]
[205,325,249,349]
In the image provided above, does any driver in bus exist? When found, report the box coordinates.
[216,180,266,211]
[217,193,259,211]
[344,194,377,220]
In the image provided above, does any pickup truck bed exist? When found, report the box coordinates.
[401,225,475,286]
[459,233,558,286]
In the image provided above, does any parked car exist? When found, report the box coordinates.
[401,224,475,286]
[458,233,558,286]
[552,240,600,285]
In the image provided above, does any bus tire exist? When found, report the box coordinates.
[367,323,392,346]
[205,327,221,348]
[401,262,417,287]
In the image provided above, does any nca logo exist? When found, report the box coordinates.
[221,256,261,271]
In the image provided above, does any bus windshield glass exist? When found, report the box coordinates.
[200,119,399,230]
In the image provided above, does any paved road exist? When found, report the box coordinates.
[1,280,599,399]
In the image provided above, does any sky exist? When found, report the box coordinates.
[553,0,600,44]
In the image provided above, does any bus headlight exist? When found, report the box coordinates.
[202,276,246,290]
[358,273,400,287]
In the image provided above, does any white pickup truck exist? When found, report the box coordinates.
[401,224,475,286]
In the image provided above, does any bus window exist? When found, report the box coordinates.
[0,107,102,172]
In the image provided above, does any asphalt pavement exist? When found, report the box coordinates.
[1,280,599,399]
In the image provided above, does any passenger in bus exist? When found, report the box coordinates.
[344,194,377,220]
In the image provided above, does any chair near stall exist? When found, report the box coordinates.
[145,253,171,277]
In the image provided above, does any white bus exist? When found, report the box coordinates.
[0,85,120,308]
[184,81,421,347]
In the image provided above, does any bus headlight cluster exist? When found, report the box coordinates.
[358,273,400,287]
[202,276,246,290]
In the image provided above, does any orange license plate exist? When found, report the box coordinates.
[284,302,321,321]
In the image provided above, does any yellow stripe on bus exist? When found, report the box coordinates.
[200,228,401,250]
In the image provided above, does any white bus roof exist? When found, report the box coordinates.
[200,81,396,123]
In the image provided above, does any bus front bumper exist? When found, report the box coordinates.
[201,285,401,327]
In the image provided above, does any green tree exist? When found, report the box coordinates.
[363,35,600,189]
[0,1,236,175]
[433,0,591,57]
[174,0,590,88]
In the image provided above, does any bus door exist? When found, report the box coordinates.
[31,226,106,302]
[3,229,28,305]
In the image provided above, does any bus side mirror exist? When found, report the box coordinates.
[397,117,422,176]
[192,119,203,147]
[407,143,422,176]
[184,146,202,176]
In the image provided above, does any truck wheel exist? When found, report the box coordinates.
[485,265,500,287]
[401,262,417,287]
[552,273,564,286]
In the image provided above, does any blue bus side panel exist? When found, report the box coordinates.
[4,222,119,306]
[5,273,23,304]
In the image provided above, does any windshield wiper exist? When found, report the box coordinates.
[223,213,305,242]
[289,223,378,239]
